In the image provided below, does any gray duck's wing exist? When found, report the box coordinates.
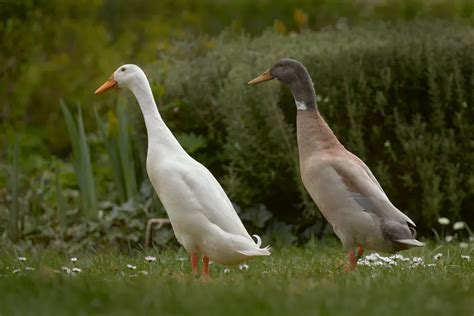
[330,155,421,244]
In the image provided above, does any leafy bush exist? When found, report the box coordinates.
[157,20,474,233]
[1,0,473,156]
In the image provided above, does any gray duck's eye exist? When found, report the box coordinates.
[121,67,126,72]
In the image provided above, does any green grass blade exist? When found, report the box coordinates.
[7,143,20,242]
[117,104,138,200]
[95,108,127,201]
[76,104,97,217]
[54,158,67,233]
[61,101,97,218]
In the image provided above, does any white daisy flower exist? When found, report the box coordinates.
[126,264,137,270]
[434,253,443,260]
[70,257,78,263]
[25,267,35,271]
[453,221,465,230]
[470,236,474,242]
[139,270,149,276]
[459,242,468,249]
[438,217,450,225]
[72,267,82,273]
[223,268,231,274]
[61,267,71,274]
[239,263,249,270]
[145,256,156,262]
[12,269,21,274]
[17,257,27,262]
[177,257,187,262]
[461,255,470,261]
[445,235,454,242]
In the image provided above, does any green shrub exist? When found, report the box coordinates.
[156,20,474,233]
[1,19,473,251]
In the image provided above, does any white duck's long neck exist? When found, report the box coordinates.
[129,77,187,158]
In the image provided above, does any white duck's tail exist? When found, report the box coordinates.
[236,234,271,257]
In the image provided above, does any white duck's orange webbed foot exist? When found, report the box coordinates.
[191,253,199,276]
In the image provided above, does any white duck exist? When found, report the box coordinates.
[249,58,423,271]
[95,64,270,276]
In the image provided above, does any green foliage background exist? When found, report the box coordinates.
[1,0,473,251]
[159,21,474,231]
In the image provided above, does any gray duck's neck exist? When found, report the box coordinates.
[289,73,317,112]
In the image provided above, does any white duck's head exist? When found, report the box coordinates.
[95,64,146,95]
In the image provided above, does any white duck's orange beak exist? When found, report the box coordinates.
[95,77,118,95]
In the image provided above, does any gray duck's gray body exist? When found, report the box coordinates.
[249,58,424,254]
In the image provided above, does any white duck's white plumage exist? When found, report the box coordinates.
[96,64,270,266]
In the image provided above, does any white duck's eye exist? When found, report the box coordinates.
[121,67,126,72]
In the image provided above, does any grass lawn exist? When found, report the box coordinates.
[0,241,472,316]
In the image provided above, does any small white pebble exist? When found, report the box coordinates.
[434,253,443,260]
[223,268,231,274]
[145,256,156,262]
[70,257,78,263]
[459,242,468,249]
[25,267,35,271]
[17,257,27,262]
[461,255,470,261]
[438,217,450,225]
[126,264,137,270]
[72,267,81,273]
[12,269,21,274]
[239,263,249,270]
[445,235,454,242]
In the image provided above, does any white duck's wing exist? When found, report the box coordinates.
[180,161,253,240]
[329,155,420,244]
